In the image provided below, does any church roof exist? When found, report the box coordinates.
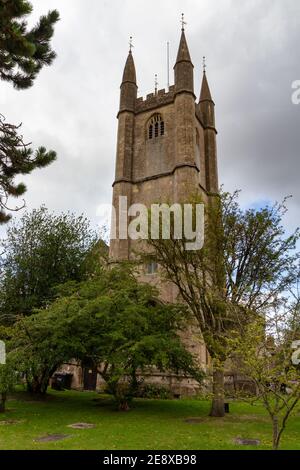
[122,51,137,85]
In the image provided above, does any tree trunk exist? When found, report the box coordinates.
[118,399,130,412]
[210,367,225,418]
[0,392,7,413]
[272,416,280,450]
[26,372,50,396]
[27,378,43,395]
[27,379,48,396]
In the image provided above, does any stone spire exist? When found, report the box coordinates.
[121,50,137,85]
[174,17,194,95]
[119,44,137,113]
[199,68,215,128]
[198,65,218,194]
[200,69,213,103]
[175,29,192,64]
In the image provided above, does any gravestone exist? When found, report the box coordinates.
[67,423,96,429]
[235,437,261,446]
[184,418,204,424]
[0,340,5,364]
[35,434,71,442]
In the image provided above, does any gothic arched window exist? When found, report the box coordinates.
[148,114,165,140]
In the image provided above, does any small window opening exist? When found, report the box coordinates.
[146,261,158,275]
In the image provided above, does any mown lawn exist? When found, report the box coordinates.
[0,390,299,450]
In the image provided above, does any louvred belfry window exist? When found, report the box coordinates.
[148,114,164,140]
[149,124,153,139]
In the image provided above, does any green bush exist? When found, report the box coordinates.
[136,384,173,400]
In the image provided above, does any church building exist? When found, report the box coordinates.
[108,21,220,394]
[60,21,220,395]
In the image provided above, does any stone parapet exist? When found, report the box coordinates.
[136,86,175,114]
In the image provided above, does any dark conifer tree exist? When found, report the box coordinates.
[0,0,59,222]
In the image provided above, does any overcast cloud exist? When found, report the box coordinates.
[1,0,300,236]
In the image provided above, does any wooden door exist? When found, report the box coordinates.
[83,367,97,391]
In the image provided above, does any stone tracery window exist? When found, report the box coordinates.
[148,114,164,140]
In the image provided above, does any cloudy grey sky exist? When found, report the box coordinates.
[1,0,300,235]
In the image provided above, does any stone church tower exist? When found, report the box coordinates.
[109,24,219,392]
[110,25,218,260]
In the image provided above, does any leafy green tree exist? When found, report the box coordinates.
[0,207,100,323]
[229,301,300,450]
[85,267,202,410]
[7,317,73,395]
[146,191,300,417]
[0,359,17,412]
[7,265,203,404]
[0,0,59,222]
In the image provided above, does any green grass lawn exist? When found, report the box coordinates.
[0,390,299,450]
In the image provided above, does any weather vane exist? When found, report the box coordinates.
[181,13,187,31]
[129,36,134,53]
[155,74,158,94]
[203,56,206,73]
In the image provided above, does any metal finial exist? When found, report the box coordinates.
[181,13,187,31]
[155,74,158,95]
[129,36,133,53]
[203,56,206,73]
